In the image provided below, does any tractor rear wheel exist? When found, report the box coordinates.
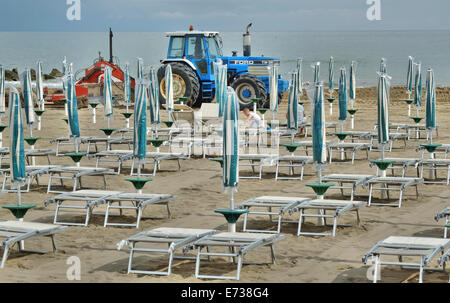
[262,92,284,108]
[231,73,267,110]
[157,62,200,108]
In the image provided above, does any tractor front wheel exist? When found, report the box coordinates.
[157,62,200,108]
[231,74,267,110]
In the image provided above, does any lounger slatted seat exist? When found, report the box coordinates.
[369,132,408,151]
[50,136,88,156]
[239,154,278,179]
[321,174,375,200]
[1,165,61,192]
[418,158,450,185]
[117,227,219,275]
[435,206,450,238]
[294,199,366,237]
[193,232,284,280]
[89,150,132,174]
[129,152,188,176]
[363,236,450,283]
[328,142,371,164]
[45,189,177,227]
[0,148,56,165]
[275,155,313,180]
[365,177,423,208]
[46,166,115,193]
[0,220,67,268]
[239,196,311,233]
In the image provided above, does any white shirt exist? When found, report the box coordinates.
[248,112,262,128]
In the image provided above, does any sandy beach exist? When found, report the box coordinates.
[1,86,450,283]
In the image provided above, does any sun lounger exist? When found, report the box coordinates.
[377,158,421,178]
[407,124,439,140]
[117,227,219,275]
[0,148,56,165]
[46,166,115,193]
[328,142,371,164]
[89,149,132,174]
[294,199,366,237]
[417,144,450,159]
[363,236,450,283]
[1,165,61,192]
[239,154,278,179]
[128,152,189,176]
[418,158,450,185]
[435,206,450,238]
[45,189,177,227]
[192,232,284,280]
[0,220,67,268]
[365,177,423,207]
[275,155,313,180]
[369,132,408,151]
[321,174,375,200]
[50,136,87,156]
[238,196,311,233]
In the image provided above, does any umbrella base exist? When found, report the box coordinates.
[125,178,152,190]
[371,160,395,171]
[421,143,442,154]
[162,121,174,128]
[215,209,249,224]
[2,204,36,219]
[100,128,117,136]
[306,183,335,196]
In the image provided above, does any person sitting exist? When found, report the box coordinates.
[243,107,263,129]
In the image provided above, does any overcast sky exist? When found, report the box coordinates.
[1,0,450,32]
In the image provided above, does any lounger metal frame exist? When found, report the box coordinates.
[275,155,313,180]
[193,232,284,280]
[239,154,277,179]
[435,206,450,238]
[363,236,450,283]
[365,177,422,208]
[321,174,375,201]
[328,142,371,164]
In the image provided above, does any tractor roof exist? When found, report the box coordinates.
[166,31,220,37]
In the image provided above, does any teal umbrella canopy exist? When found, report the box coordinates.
[287,72,298,131]
[297,58,303,96]
[312,82,326,164]
[328,56,334,93]
[21,69,35,126]
[0,65,5,113]
[103,66,113,117]
[313,62,320,84]
[67,74,80,137]
[149,67,160,125]
[8,89,26,186]
[165,64,174,112]
[425,68,436,130]
[406,56,414,94]
[338,67,348,122]
[133,83,148,160]
[377,73,390,146]
[414,63,422,109]
[349,61,356,106]
[222,87,240,192]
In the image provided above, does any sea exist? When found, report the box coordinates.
[1,30,449,87]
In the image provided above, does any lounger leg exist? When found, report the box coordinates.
[373,255,379,283]
[332,216,337,237]
[270,245,276,264]
[166,203,172,219]
[277,214,282,234]
[195,247,201,278]
[84,206,91,226]
[51,235,57,252]
[419,257,424,283]
[127,243,135,274]
[104,202,111,227]
[297,209,304,236]
[167,251,174,275]
[103,175,107,189]
[236,255,242,280]
[275,162,279,180]
[398,189,403,208]
[243,211,248,232]
[368,184,373,206]
[356,210,361,227]
[136,207,142,229]
[0,245,9,269]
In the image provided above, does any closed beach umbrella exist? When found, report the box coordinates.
[124,63,131,110]
[0,65,5,114]
[21,69,35,136]
[36,61,44,110]
[103,66,113,127]
[133,83,148,176]
[9,88,26,197]
[425,68,436,142]
[377,73,390,158]
[328,57,334,96]
[338,67,348,124]
[214,61,222,104]
[165,64,174,114]
[414,62,422,114]
[149,67,160,127]
[312,82,326,181]
[380,58,387,74]
[223,87,239,203]
[137,58,143,80]
[349,61,356,108]
[67,75,80,138]
[313,62,320,84]
[287,72,298,134]
[218,64,228,118]
[269,64,279,115]
[297,58,303,96]
[406,56,414,98]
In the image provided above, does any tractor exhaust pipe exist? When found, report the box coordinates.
[243,23,252,57]
[109,28,113,64]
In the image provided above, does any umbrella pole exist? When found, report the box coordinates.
[30,126,36,166]
[228,190,235,233]
[93,107,96,124]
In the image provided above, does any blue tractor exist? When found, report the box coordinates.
[157,25,289,109]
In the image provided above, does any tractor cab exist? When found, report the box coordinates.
[158,26,289,108]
